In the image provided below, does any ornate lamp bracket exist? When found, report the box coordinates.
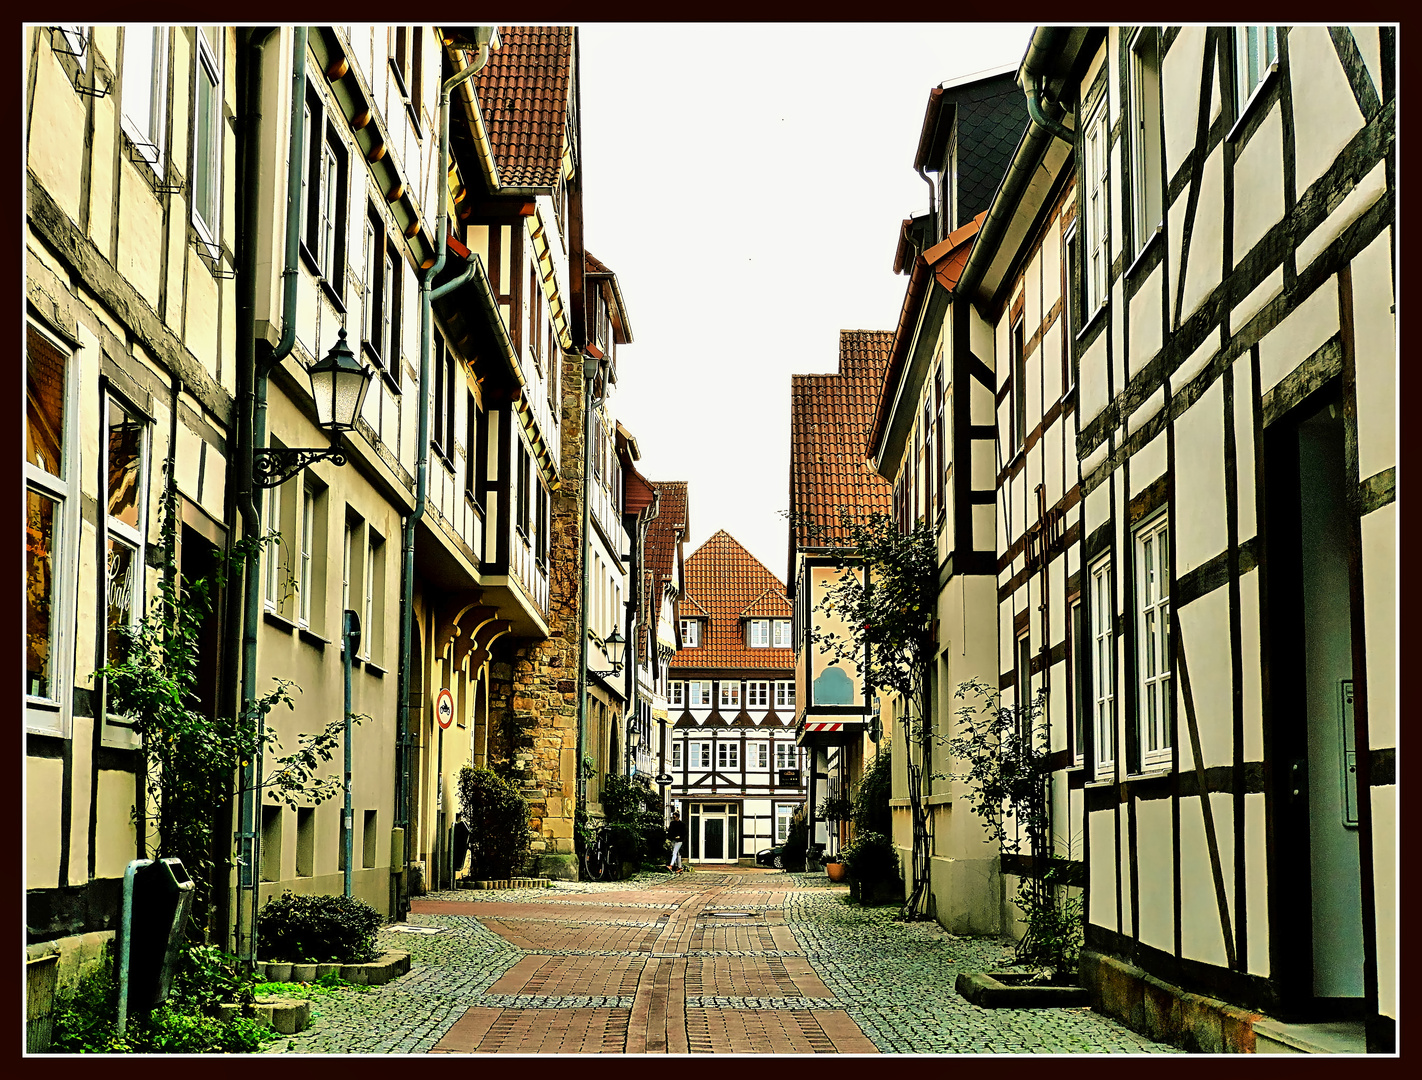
[254,441,347,488]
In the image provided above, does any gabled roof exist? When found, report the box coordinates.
[740,587,794,621]
[789,330,895,558]
[473,26,574,189]
[679,593,710,619]
[868,213,984,464]
[670,531,794,672]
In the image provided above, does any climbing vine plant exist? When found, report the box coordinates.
[97,489,354,933]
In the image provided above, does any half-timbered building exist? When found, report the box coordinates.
[641,481,689,805]
[959,25,1396,1052]
[866,67,1029,932]
[667,531,806,862]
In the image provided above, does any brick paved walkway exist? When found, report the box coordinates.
[268,865,1179,1054]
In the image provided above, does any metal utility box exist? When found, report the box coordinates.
[123,858,195,1010]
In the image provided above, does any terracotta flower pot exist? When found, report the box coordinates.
[825,861,848,883]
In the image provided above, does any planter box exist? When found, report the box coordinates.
[217,998,311,1035]
[955,972,1088,1008]
[458,876,552,891]
[261,950,410,986]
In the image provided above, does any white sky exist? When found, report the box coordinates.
[578,23,1034,581]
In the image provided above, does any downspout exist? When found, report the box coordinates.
[575,361,599,814]
[1022,74,1074,145]
[396,31,492,917]
[234,25,303,973]
[915,165,936,240]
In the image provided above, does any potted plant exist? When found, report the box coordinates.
[840,831,901,904]
[822,853,848,883]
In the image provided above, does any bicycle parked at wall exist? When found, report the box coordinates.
[582,824,618,882]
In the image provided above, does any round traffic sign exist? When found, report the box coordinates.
[436,687,455,730]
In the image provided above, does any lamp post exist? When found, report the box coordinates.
[586,628,625,682]
[343,609,360,898]
[253,329,373,488]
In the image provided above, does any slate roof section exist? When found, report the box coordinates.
[788,330,896,553]
[670,531,795,673]
[473,26,574,189]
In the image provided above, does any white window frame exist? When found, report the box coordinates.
[1135,514,1172,769]
[688,680,712,708]
[748,618,769,647]
[263,480,283,612]
[776,804,793,843]
[717,741,739,770]
[671,740,683,769]
[1235,26,1279,114]
[719,680,741,710]
[1129,27,1164,256]
[669,680,684,707]
[694,742,712,770]
[772,619,792,647]
[364,533,381,662]
[191,27,222,247]
[1091,556,1115,772]
[747,680,769,709]
[1063,222,1078,382]
[775,681,795,710]
[680,618,699,647]
[775,742,796,771]
[120,26,168,168]
[298,479,317,628]
[1083,97,1109,315]
[25,322,81,735]
[756,742,769,769]
[102,393,150,689]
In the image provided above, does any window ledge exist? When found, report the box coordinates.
[1125,226,1163,280]
[264,609,297,632]
[1228,63,1280,143]
[1127,766,1173,781]
[1083,776,1116,789]
[298,626,330,650]
[318,276,346,314]
[1076,301,1108,344]
[364,660,386,678]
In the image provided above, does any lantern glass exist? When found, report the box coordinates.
[307,328,372,433]
[603,628,625,669]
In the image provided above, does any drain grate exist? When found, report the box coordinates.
[704,911,755,918]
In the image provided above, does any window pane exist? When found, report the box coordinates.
[26,489,59,698]
[194,65,217,229]
[107,400,144,528]
[106,537,138,667]
[27,331,67,478]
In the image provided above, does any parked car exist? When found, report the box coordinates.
[756,845,786,869]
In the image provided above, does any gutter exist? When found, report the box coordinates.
[957,26,1089,306]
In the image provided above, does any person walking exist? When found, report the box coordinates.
[666,810,687,873]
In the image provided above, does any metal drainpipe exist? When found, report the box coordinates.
[396,34,491,917]
[1022,74,1074,145]
[575,360,600,818]
[915,164,937,239]
[234,25,304,973]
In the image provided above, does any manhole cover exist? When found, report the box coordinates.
[705,911,755,918]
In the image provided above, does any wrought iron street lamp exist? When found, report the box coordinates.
[254,328,373,487]
[587,627,625,681]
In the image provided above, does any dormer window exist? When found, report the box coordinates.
[747,618,791,648]
[679,618,700,647]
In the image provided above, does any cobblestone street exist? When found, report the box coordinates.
[264,866,1177,1054]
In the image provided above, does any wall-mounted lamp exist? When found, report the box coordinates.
[587,627,625,680]
[255,329,373,487]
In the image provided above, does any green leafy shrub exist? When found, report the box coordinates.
[816,794,854,824]
[457,765,531,879]
[599,774,664,868]
[782,807,808,871]
[256,891,382,963]
[48,945,275,1054]
[841,830,901,887]
[852,744,893,837]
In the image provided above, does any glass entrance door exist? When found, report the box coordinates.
[704,816,724,860]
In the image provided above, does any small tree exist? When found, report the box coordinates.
[852,743,893,838]
[948,677,1082,981]
[799,510,937,919]
[600,774,664,869]
[456,765,530,879]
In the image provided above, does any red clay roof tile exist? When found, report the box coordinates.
[788,330,896,554]
[473,26,574,189]
[670,530,794,674]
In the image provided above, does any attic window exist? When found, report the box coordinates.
[680,618,700,648]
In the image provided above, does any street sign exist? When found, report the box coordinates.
[654,773,673,784]
[436,687,455,730]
